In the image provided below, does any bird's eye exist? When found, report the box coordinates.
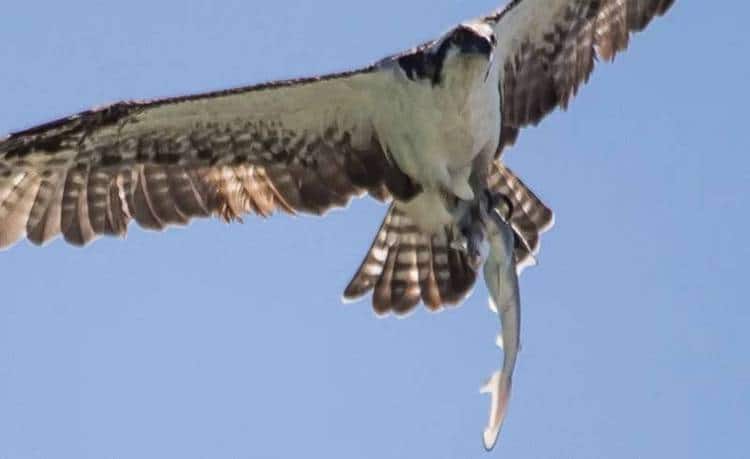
[452,29,469,45]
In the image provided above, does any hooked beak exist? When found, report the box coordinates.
[484,52,495,83]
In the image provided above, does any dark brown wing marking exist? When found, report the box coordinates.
[490,0,675,153]
[0,69,420,249]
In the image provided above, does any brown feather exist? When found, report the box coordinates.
[0,67,404,249]
[487,161,554,268]
[0,173,41,248]
[496,0,675,154]
[344,206,477,315]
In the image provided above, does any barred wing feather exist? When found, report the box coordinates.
[487,0,675,153]
[0,68,418,249]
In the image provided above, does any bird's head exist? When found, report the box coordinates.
[431,22,496,85]
[395,21,496,86]
[445,22,496,59]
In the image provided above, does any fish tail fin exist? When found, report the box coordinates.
[480,370,513,451]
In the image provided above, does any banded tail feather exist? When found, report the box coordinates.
[344,162,552,315]
[488,161,554,272]
[343,205,477,315]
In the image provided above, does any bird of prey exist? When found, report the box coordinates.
[0,0,675,450]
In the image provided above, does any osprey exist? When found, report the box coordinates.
[0,0,674,450]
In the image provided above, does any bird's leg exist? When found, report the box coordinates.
[449,194,487,270]
[484,189,514,222]
[461,220,487,270]
[435,163,475,202]
[447,192,471,252]
[450,188,514,269]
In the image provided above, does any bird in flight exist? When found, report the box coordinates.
[0,0,675,450]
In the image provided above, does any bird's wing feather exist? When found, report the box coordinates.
[0,67,420,249]
[485,0,675,153]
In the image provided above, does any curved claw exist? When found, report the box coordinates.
[450,237,468,253]
[484,189,514,221]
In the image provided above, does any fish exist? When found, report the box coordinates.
[480,203,520,451]
[452,184,523,450]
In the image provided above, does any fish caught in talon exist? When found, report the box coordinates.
[480,203,521,451]
[450,237,469,253]
[0,0,676,450]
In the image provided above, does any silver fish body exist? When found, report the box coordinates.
[453,189,521,451]
[480,205,520,451]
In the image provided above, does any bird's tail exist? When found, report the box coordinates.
[487,162,555,271]
[343,163,552,314]
[343,205,477,315]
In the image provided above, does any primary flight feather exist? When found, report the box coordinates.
[0,0,675,450]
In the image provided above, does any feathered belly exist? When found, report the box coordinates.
[396,190,454,233]
[374,70,500,232]
[384,110,495,188]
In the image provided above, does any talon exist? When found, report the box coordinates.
[467,253,483,270]
[485,190,514,220]
[450,237,468,253]
[454,227,487,269]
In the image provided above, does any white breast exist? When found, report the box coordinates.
[371,55,501,232]
[377,58,499,183]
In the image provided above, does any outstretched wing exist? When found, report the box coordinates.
[0,67,420,249]
[486,0,675,153]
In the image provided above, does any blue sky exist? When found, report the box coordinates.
[0,1,747,458]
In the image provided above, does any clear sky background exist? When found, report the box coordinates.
[0,1,747,458]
